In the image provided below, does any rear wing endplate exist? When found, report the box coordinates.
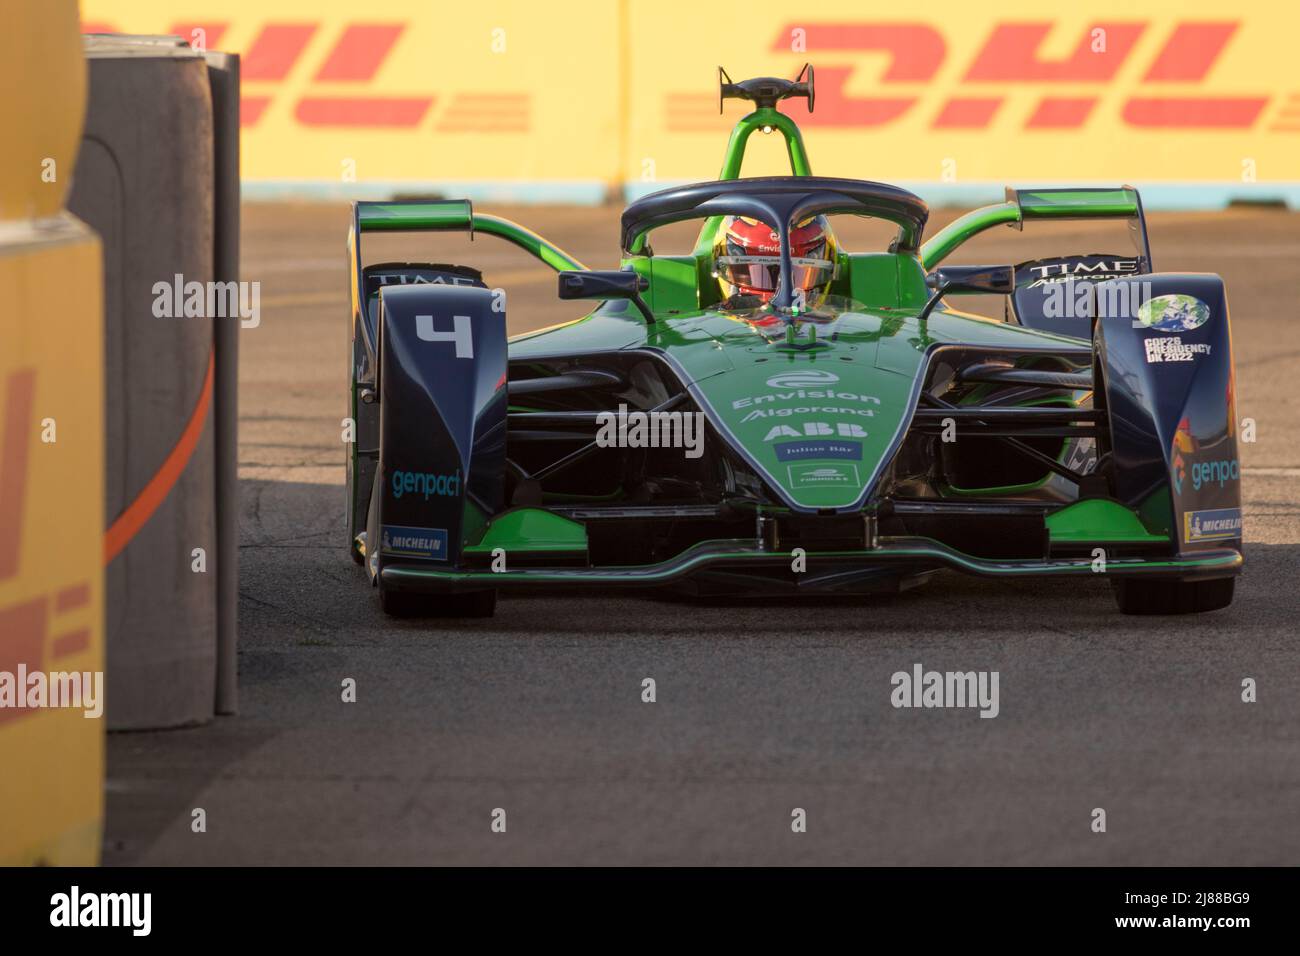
[921,186,1151,271]
[349,198,586,277]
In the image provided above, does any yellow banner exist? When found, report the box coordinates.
[1,0,104,866]
[81,0,1300,197]
[0,230,105,866]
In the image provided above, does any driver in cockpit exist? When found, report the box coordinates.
[711,214,838,313]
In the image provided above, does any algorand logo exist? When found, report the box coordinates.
[766,369,839,389]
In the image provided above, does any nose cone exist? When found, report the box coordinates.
[690,346,919,511]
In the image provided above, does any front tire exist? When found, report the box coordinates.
[1112,577,1234,615]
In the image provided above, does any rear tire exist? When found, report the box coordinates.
[380,586,497,619]
[1112,577,1234,615]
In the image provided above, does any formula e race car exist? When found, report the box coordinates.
[345,66,1242,618]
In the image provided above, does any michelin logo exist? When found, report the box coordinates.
[381,525,449,560]
[1183,508,1243,543]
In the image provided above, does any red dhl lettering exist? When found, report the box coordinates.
[80,16,1286,134]
[79,19,531,132]
[0,369,92,725]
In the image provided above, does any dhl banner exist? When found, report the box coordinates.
[82,0,1300,206]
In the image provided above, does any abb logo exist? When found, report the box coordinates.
[0,370,91,725]
[80,20,531,132]
[669,21,1291,131]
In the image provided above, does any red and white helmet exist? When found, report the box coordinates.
[713,214,837,304]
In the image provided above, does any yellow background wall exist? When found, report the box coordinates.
[80,0,1299,197]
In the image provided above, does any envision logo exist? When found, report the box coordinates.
[766,369,839,389]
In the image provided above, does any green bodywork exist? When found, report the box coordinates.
[464,508,588,556]
[509,296,1088,512]
[354,105,1223,588]
[1045,498,1169,545]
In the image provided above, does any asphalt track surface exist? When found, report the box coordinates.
[105,204,1300,865]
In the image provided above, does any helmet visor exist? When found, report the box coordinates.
[716,255,835,293]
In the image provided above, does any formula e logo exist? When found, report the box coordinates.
[766,369,839,389]
[415,314,473,358]
[788,463,861,488]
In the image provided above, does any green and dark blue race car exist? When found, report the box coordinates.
[345,66,1242,617]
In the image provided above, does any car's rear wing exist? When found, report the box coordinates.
[346,200,588,372]
[920,186,1151,270]
[348,198,586,284]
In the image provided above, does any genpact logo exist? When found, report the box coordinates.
[766,369,839,389]
[391,469,461,500]
[1191,458,1240,491]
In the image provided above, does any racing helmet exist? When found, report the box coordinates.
[713,214,837,306]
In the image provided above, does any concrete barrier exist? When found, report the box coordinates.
[206,51,241,718]
[69,35,240,729]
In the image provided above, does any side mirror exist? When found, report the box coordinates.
[557,270,653,324]
[919,264,1015,321]
[926,264,1016,295]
